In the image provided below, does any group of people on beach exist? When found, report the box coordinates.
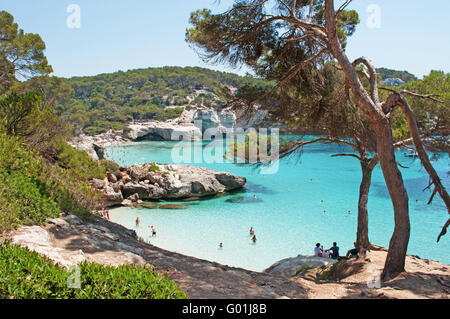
[314,242,359,259]
[135,217,157,237]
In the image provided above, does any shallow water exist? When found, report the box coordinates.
[105,138,449,271]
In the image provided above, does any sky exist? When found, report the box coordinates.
[1,0,449,79]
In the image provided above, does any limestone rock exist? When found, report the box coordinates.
[129,165,148,181]
[264,255,338,278]
[107,172,117,183]
[90,178,106,189]
[95,163,246,206]
[103,186,123,206]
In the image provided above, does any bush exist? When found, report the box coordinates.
[0,242,188,299]
[150,164,160,173]
[0,134,60,232]
[0,134,101,232]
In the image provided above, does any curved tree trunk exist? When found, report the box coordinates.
[374,122,410,280]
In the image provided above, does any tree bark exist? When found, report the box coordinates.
[356,158,377,250]
[324,0,411,280]
[374,122,411,280]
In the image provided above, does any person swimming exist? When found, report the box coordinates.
[135,217,140,227]
[219,242,223,248]
[252,235,257,243]
[249,227,255,236]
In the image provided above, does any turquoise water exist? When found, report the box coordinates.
[105,138,449,271]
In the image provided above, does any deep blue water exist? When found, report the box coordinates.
[105,138,449,271]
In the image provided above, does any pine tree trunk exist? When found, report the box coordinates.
[357,161,373,250]
[374,121,410,280]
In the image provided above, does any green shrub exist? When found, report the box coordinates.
[0,134,101,232]
[0,242,188,299]
[316,259,346,281]
[55,139,106,180]
[150,164,160,173]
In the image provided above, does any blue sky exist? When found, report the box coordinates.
[1,0,449,79]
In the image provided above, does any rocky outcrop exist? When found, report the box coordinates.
[123,106,277,142]
[264,255,338,278]
[70,106,281,161]
[124,120,202,141]
[69,131,128,161]
[90,163,246,207]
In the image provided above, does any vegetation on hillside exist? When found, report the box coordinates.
[0,242,187,299]
[376,67,418,83]
[0,11,189,299]
[23,67,268,135]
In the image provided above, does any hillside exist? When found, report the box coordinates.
[62,66,271,135]
[376,67,418,83]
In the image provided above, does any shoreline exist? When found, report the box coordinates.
[7,214,449,299]
[108,205,450,272]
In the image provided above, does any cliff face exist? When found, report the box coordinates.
[90,163,247,207]
[124,106,275,141]
[70,106,279,161]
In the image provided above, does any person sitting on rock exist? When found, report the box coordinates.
[314,243,323,257]
[325,242,339,259]
[346,242,359,259]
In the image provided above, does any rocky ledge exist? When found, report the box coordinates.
[90,163,247,207]
[264,254,338,278]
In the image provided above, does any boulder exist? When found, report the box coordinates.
[121,174,132,184]
[128,165,148,181]
[107,172,118,183]
[264,255,338,278]
[215,173,247,190]
[127,193,139,202]
[90,178,106,189]
[103,186,123,206]
[121,183,150,200]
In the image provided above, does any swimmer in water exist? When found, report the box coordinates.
[135,217,140,227]
[219,242,223,248]
[250,227,255,236]
[252,235,257,243]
